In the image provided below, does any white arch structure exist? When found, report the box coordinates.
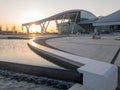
[22,9,97,34]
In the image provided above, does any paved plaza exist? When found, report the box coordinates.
[46,35,120,66]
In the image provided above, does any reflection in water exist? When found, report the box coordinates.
[0,39,61,69]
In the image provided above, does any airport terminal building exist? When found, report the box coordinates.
[55,10,97,34]
[93,10,120,34]
[22,9,97,34]
[22,9,120,34]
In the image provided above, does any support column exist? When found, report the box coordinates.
[71,12,79,34]
[25,25,30,34]
[40,24,43,34]
[68,14,71,33]
[55,19,58,25]
[40,21,47,34]
[61,14,65,23]
[44,20,50,33]
[55,19,59,32]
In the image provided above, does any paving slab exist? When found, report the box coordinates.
[115,53,120,66]
[46,36,120,65]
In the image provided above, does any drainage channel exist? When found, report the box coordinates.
[111,48,120,90]
[111,48,120,64]
[0,37,83,90]
[0,61,83,90]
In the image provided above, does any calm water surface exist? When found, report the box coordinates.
[0,39,61,69]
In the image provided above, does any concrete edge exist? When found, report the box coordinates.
[0,61,82,83]
[28,39,118,90]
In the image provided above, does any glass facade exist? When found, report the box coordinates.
[96,26,111,34]
[57,22,85,34]
[57,10,97,34]
[96,25,120,34]
[81,11,96,21]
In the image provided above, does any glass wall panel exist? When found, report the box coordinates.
[81,11,96,20]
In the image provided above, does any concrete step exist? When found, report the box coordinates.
[68,84,92,90]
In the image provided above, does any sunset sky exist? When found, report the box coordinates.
[0,0,120,26]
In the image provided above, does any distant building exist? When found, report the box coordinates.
[93,10,120,34]
[22,9,120,34]
[22,9,97,34]
[57,22,85,34]
[0,31,17,35]
[56,10,97,34]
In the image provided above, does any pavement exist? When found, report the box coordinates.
[35,34,120,90]
[2,34,119,90]
[45,35,120,66]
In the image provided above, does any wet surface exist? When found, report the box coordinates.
[0,37,69,90]
[0,39,62,69]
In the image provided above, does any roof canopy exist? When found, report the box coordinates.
[22,9,96,26]
[94,10,120,26]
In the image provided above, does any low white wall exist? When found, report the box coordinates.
[77,61,117,90]
[29,40,118,90]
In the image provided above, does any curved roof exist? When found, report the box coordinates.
[46,9,96,19]
[94,10,120,26]
[22,9,96,26]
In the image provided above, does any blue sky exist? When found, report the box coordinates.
[0,0,120,25]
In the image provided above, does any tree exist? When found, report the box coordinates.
[6,25,8,31]
[19,25,24,33]
[0,25,2,31]
[11,24,16,32]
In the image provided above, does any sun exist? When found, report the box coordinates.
[18,11,45,33]
[29,24,41,33]
[19,11,39,22]
[18,11,46,23]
